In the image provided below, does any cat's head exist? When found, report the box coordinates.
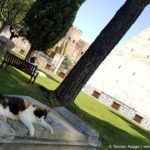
[34,106,51,119]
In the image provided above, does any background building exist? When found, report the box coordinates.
[83,27,150,130]
[0,25,90,76]
[56,26,89,64]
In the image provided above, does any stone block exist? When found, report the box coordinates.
[0,120,15,141]
[54,107,100,143]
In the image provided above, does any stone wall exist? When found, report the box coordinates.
[0,36,15,53]
[0,25,11,38]
[56,26,89,64]
[74,40,89,63]
[12,37,31,55]
[0,25,31,55]
[33,51,53,70]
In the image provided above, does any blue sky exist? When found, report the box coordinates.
[73,0,150,46]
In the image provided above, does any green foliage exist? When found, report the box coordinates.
[21,0,85,51]
[0,0,34,29]
[46,46,56,57]
[62,56,72,69]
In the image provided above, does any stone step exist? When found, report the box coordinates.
[54,107,99,142]
[0,95,101,149]
[0,144,96,150]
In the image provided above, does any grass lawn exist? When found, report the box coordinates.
[0,52,150,149]
[66,93,150,149]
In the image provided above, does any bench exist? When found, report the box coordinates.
[0,51,39,84]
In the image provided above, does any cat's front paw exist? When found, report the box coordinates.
[50,128,54,134]
[28,129,34,136]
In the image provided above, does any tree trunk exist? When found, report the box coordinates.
[9,30,19,40]
[51,0,150,102]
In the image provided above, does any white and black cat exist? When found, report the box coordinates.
[0,94,53,136]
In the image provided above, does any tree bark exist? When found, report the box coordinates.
[50,0,150,102]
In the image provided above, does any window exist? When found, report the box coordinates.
[20,49,25,54]
[92,90,101,99]
[133,114,143,123]
[45,64,51,70]
[111,102,120,110]
[81,52,84,55]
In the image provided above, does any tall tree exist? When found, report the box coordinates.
[0,0,34,38]
[50,0,150,102]
[21,0,85,60]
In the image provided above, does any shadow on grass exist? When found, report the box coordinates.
[65,103,150,150]
[37,68,60,84]
[0,51,60,84]
[109,110,150,142]
[0,65,50,105]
